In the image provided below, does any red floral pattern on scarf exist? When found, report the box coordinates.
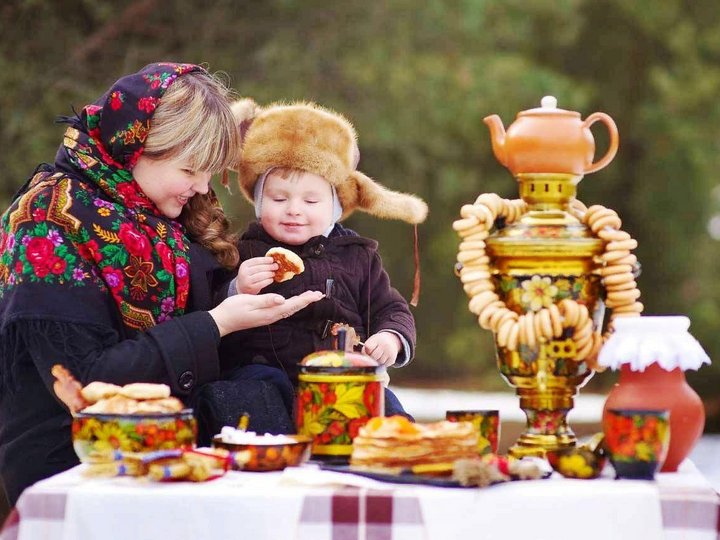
[0,63,204,330]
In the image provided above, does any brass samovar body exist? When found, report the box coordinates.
[487,173,603,456]
[468,96,620,457]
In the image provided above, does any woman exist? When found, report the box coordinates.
[0,62,321,505]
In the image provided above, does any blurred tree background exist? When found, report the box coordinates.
[2,0,720,427]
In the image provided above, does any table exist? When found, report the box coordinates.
[1,460,718,540]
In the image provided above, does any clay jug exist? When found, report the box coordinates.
[598,316,710,472]
[484,96,619,176]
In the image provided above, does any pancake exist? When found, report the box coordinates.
[266,247,304,282]
[350,416,479,469]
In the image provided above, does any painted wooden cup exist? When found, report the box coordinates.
[602,408,670,480]
[446,409,500,455]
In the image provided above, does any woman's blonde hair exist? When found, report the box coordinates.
[143,70,240,269]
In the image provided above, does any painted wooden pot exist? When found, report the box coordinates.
[296,350,384,459]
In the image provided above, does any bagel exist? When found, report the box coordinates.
[266,247,305,283]
[452,217,479,231]
[463,280,495,296]
[458,241,487,252]
[597,264,633,277]
[598,229,631,242]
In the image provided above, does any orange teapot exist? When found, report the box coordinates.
[484,96,619,176]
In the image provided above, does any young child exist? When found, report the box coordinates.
[221,102,428,417]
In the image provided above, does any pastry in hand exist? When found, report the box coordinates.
[266,247,304,282]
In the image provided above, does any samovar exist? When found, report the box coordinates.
[455,96,641,457]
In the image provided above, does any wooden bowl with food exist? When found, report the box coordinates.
[52,365,197,464]
[212,427,311,472]
[73,409,197,464]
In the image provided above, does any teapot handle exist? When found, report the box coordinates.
[582,112,619,174]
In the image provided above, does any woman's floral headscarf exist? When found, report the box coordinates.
[0,62,204,332]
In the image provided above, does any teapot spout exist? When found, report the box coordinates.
[483,114,508,167]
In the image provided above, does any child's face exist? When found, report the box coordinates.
[260,170,334,245]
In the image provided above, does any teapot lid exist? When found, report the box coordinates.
[517,96,579,118]
[597,315,711,372]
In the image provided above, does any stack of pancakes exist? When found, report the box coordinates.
[350,416,479,469]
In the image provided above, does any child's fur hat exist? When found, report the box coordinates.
[231,101,428,224]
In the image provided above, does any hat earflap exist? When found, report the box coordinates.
[229,98,260,169]
[231,98,259,133]
[347,171,428,224]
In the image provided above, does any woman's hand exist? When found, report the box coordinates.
[362,332,401,367]
[235,256,278,294]
[209,290,323,337]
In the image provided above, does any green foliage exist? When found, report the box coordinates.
[3,0,720,426]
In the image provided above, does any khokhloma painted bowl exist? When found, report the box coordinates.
[72,409,197,464]
[212,432,312,472]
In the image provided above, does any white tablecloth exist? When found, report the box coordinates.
[1,460,718,540]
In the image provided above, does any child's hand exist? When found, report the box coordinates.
[362,332,401,367]
[236,257,278,294]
